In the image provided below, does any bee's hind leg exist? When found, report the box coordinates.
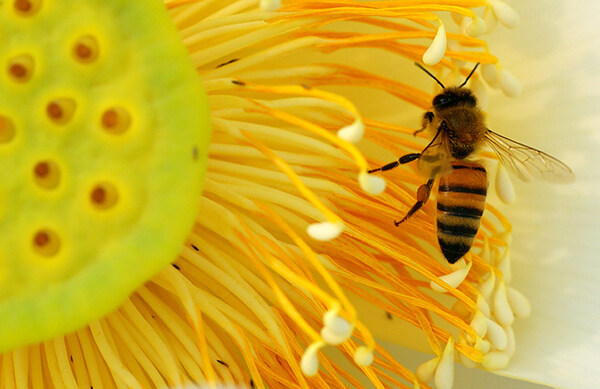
[394,178,434,226]
[368,153,421,173]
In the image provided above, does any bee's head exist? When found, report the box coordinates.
[415,62,480,110]
[433,87,477,110]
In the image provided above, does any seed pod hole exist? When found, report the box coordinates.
[90,182,119,210]
[8,55,34,83]
[13,0,41,16]
[101,107,131,134]
[72,35,99,63]
[33,160,61,190]
[0,116,15,144]
[32,229,60,257]
[46,98,76,125]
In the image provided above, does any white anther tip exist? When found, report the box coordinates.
[358,172,386,195]
[497,251,512,284]
[506,287,532,318]
[489,0,520,29]
[470,76,488,110]
[482,351,510,370]
[470,311,488,339]
[481,63,499,87]
[466,16,487,37]
[434,338,455,389]
[431,260,472,292]
[498,69,522,97]
[485,318,508,351]
[475,338,491,354]
[505,325,516,357]
[478,273,496,299]
[493,282,515,326]
[324,311,353,335]
[353,346,374,367]
[337,120,364,143]
[259,0,280,12]
[320,327,348,345]
[422,23,447,66]
[495,163,516,205]
[307,221,344,241]
[416,357,439,383]
[300,344,321,376]
[321,311,352,344]
[476,294,491,317]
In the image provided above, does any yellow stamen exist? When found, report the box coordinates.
[235,327,266,389]
[237,86,370,172]
[236,224,322,342]
[242,131,344,227]
[258,204,358,319]
[194,310,218,387]
[89,321,143,389]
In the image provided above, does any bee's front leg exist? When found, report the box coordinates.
[413,111,434,137]
[394,178,434,226]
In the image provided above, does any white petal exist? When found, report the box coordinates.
[484,2,600,386]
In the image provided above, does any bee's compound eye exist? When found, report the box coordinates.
[433,94,449,107]
[433,93,456,109]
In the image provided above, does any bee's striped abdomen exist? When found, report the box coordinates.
[437,161,487,263]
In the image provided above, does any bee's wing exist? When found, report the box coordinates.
[417,128,453,179]
[484,130,575,183]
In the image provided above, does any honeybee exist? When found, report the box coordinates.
[369,63,575,264]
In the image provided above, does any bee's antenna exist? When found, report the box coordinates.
[414,63,445,89]
[459,62,480,88]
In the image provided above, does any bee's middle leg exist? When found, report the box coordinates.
[394,178,434,226]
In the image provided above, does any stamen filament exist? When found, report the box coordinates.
[242,131,343,227]
[236,224,322,342]
[257,204,358,319]
[244,100,369,173]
